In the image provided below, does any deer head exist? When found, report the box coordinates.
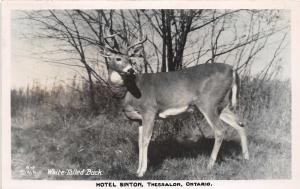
[102,33,147,98]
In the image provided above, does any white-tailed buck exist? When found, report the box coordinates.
[103,37,249,177]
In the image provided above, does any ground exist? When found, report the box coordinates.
[11,78,291,180]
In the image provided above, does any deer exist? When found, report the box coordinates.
[102,37,249,177]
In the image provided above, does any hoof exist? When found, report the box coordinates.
[136,172,144,178]
[207,164,213,170]
[207,159,215,170]
[244,152,249,160]
[207,158,216,170]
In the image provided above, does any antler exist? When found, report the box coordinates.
[101,25,147,56]
[102,31,121,54]
[103,32,120,39]
[127,36,148,52]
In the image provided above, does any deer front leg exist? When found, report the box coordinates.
[136,126,143,174]
[136,111,155,177]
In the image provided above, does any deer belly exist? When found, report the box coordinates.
[159,106,189,118]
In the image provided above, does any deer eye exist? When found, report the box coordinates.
[116,58,122,61]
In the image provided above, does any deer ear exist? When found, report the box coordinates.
[129,46,143,58]
[123,74,142,98]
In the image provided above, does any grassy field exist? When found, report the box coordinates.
[11,77,291,180]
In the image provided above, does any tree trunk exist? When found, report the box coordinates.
[86,67,98,114]
[166,10,175,71]
[136,10,148,73]
[174,11,194,70]
[161,10,167,72]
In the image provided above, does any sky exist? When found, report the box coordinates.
[10,10,290,89]
[11,35,78,89]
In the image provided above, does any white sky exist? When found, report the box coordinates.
[11,36,78,89]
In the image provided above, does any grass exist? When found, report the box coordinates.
[11,78,291,180]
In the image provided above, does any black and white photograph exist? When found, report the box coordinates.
[1,0,299,188]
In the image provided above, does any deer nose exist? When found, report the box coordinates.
[127,68,135,75]
[122,65,132,72]
[122,65,135,74]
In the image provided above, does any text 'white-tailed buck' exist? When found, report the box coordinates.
[103,37,249,177]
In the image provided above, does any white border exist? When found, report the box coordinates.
[1,0,294,10]
[2,1,300,189]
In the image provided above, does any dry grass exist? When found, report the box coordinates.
[11,77,291,180]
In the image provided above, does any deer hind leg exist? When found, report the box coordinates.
[220,107,249,160]
[197,105,225,169]
[136,111,155,177]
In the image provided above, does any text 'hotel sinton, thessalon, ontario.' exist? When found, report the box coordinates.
[95,182,212,187]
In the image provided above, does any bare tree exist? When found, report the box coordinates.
[21,9,289,111]
[142,9,288,75]
[22,10,148,111]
